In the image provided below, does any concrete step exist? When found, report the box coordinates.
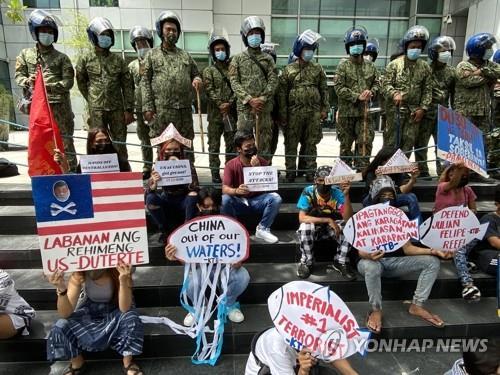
[7,263,496,310]
[0,201,496,235]
[1,298,498,362]
[1,181,498,206]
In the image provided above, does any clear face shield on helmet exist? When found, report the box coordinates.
[404,25,430,47]
[29,9,61,26]
[130,25,153,45]
[89,17,114,37]
[299,29,324,46]
[241,16,266,37]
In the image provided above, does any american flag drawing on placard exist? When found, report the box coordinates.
[31,172,149,273]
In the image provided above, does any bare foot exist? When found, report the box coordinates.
[408,303,444,328]
[366,310,382,333]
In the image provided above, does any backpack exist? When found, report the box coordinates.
[0,158,19,178]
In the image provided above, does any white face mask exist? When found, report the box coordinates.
[137,47,150,59]
[38,32,54,46]
[437,51,451,64]
[363,55,373,63]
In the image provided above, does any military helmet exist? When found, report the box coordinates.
[466,32,496,59]
[261,42,278,62]
[129,26,153,51]
[428,36,456,61]
[364,38,380,61]
[402,25,429,50]
[28,9,59,43]
[292,29,322,57]
[87,17,114,47]
[344,26,368,54]
[208,34,230,61]
[156,10,182,42]
[240,16,265,46]
[287,52,298,64]
[493,49,500,64]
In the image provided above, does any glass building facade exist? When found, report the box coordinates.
[271,0,443,74]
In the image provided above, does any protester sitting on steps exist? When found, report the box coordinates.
[46,264,144,375]
[362,147,421,222]
[165,187,250,325]
[145,135,199,240]
[221,130,282,244]
[356,180,453,333]
[295,165,356,280]
[54,128,131,174]
[0,270,35,339]
[245,327,359,375]
[434,163,482,302]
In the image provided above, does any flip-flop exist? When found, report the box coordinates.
[411,312,445,328]
[365,311,382,334]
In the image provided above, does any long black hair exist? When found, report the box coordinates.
[362,147,396,179]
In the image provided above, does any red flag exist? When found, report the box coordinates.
[28,65,65,176]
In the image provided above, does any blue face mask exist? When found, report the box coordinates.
[38,32,54,47]
[215,50,226,61]
[484,48,494,60]
[349,44,364,56]
[302,50,314,62]
[407,48,421,60]
[97,35,113,49]
[247,34,262,48]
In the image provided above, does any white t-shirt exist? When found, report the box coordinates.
[245,328,297,375]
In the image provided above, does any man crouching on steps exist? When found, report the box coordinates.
[296,166,356,280]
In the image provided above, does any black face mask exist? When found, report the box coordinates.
[200,209,219,216]
[316,183,330,195]
[93,143,115,154]
[164,151,182,160]
[243,147,257,159]
[458,176,469,187]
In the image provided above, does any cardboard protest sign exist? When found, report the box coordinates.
[150,123,192,148]
[419,206,488,251]
[343,203,419,253]
[154,160,192,187]
[243,166,278,192]
[375,149,417,175]
[437,105,488,177]
[168,215,250,264]
[324,159,362,185]
[80,154,120,174]
[268,281,370,361]
[31,172,149,273]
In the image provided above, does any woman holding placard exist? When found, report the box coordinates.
[46,264,144,375]
[146,135,199,239]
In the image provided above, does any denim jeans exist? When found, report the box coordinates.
[454,239,479,286]
[146,191,198,232]
[363,192,421,222]
[186,266,250,308]
[221,193,282,229]
[357,255,440,310]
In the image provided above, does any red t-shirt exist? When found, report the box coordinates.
[434,182,477,212]
[223,156,269,198]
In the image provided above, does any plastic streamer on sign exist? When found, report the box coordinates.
[139,215,250,365]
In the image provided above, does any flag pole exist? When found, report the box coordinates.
[37,65,59,149]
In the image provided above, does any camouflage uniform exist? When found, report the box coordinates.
[279,61,328,177]
[333,58,379,169]
[202,60,236,176]
[76,49,134,160]
[415,63,456,176]
[129,58,152,173]
[228,48,278,161]
[491,80,500,173]
[15,46,77,170]
[383,56,432,155]
[455,60,500,171]
[141,45,200,143]
[0,87,12,151]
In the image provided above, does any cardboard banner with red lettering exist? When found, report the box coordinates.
[343,203,419,253]
[268,281,370,361]
[31,172,149,273]
[419,206,488,251]
[437,105,488,178]
[324,159,362,185]
[168,215,250,264]
[375,149,417,175]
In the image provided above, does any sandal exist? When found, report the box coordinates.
[365,310,382,334]
[408,305,445,328]
[62,363,87,375]
[123,362,144,375]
